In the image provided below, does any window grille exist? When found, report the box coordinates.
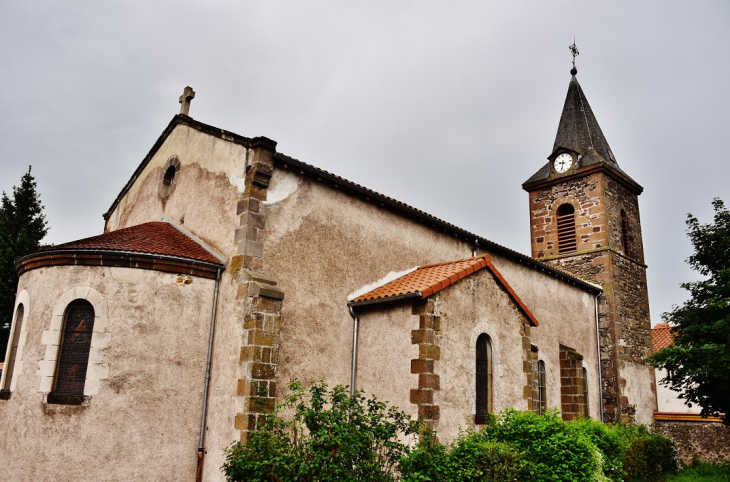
[556,204,577,254]
[582,367,590,418]
[475,334,492,424]
[537,360,547,415]
[52,300,95,397]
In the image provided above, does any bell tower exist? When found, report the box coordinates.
[522,61,656,423]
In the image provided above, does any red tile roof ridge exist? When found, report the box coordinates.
[349,253,539,326]
[31,221,224,266]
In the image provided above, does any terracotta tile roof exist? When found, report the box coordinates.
[351,254,539,326]
[36,222,223,265]
[652,323,675,352]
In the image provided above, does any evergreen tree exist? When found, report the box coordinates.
[0,167,49,359]
[648,198,730,424]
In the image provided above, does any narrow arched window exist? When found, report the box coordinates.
[582,367,590,418]
[52,300,95,400]
[537,360,547,415]
[1,304,25,395]
[556,204,577,254]
[475,334,492,424]
[621,210,631,257]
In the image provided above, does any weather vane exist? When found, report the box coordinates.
[569,38,579,69]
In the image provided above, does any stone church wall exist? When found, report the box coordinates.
[654,421,730,465]
[254,164,601,445]
[0,265,216,481]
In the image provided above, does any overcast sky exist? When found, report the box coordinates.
[1,1,729,325]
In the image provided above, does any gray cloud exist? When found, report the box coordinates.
[2,0,728,323]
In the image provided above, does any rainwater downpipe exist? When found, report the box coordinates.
[348,305,359,397]
[196,268,222,482]
[594,293,605,422]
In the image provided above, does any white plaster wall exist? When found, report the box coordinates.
[489,253,602,419]
[355,303,419,421]
[655,368,692,413]
[105,125,247,258]
[434,271,528,442]
[0,265,215,481]
[260,168,604,445]
[621,360,660,424]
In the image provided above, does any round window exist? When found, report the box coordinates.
[158,156,181,199]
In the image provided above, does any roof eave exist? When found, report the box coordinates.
[348,292,423,307]
[522,161,643,195]
[278,153,602,294]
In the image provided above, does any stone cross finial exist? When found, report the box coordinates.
[179,86,196,116]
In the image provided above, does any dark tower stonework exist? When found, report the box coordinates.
[523,70,657,423]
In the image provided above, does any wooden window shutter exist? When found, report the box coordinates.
[557,204,577,254]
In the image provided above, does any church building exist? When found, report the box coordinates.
[0,67,656,481]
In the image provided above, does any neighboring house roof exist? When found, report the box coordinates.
[652,323,675,352]
[103,114,602,294]
[16,221,224,279]
[350,254,540,327]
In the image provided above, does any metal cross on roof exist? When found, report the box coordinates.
[569,39,579,69]
[179,86,196,116]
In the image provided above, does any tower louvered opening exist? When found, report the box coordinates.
[556,204,577,254]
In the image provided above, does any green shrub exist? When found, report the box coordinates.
[479,409,606,482]
[448,433,535,482]
[398,430,451,482]
[399,428,535,482]
[570,417,626,481]
[613,423,677,482]
[223,380,417,482]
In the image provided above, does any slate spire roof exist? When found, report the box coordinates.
[552,70,616,164]
[523,69,640,188]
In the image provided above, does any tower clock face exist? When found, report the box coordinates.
[554,153,573,173]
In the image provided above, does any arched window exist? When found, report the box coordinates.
[51,300,95,401]
[582,367,590,418]
[556,204,577,254]
[621,209,631,257]
[1,304,25,396]
[475,333,492,424]
[537,360,547,415]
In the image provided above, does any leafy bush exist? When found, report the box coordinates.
[613,423,677,482]
[223,381,680,482]
[400,429,535,482]
[570,417,626,481]
[478,409,606,482]
[223,380,417,482]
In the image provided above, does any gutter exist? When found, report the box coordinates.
[197,268,222,482]
[348,292,422,308]
[16,248,224,272]
[594,292,605,422]
[348,306,359,397]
